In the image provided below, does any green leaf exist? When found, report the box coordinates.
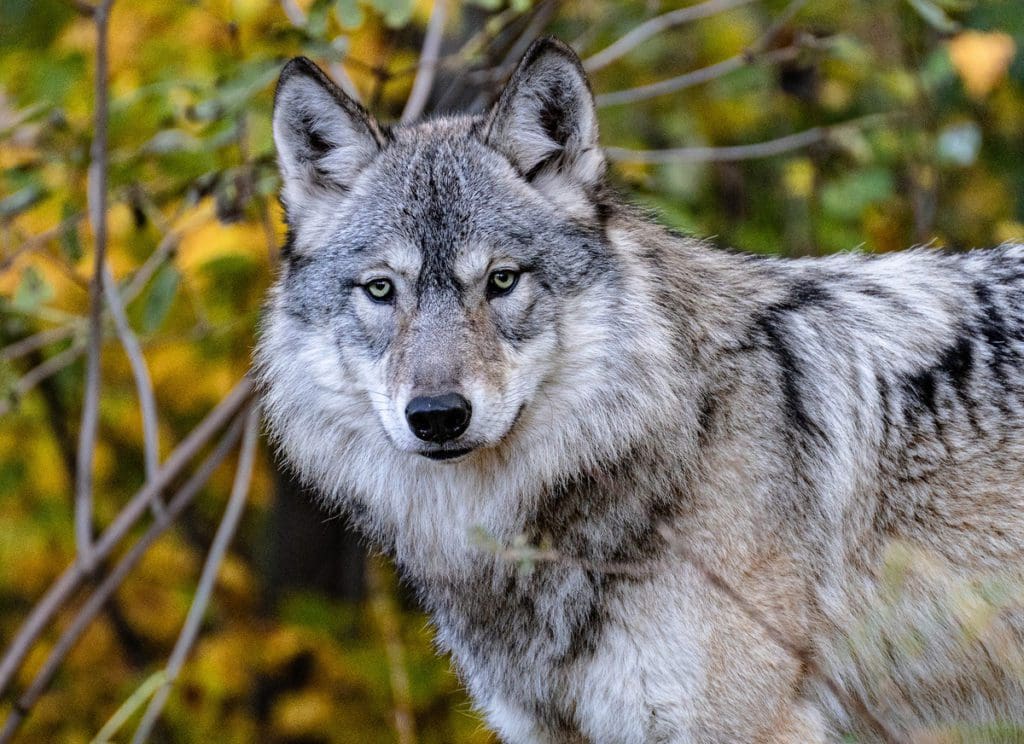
[335,0,365,29]
[905,0,960,33]
[141,263,180,334]
[821,168,895,221]
[368,0,414,28]
[11,266,54,312]
[0,184,46,220]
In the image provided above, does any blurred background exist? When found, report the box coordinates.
[0,0,1022,741]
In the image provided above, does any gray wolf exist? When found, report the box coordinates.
[255,37,1024,742]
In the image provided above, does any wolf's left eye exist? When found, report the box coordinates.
[487,270,519,298]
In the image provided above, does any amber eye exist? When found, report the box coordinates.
[487,270,519,297]
[364,278,394,303]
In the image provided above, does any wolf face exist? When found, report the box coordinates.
[267,43,615,464]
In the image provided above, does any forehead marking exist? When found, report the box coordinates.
[454,246,497,283]
[376,244,421,279]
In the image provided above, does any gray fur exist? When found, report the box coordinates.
[257,37,1024,742]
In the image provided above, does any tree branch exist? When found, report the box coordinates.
[0,213,85,273]
[596,43,800,107]
[583,0,758,72]
[401,0,449,124]
[605,114,894,163]
[76,0,116,573]
[0,340,86,418]
[0,376,253,701]
[130,405,260,744]
[596,0,811,107]
[101,264,162,513]
[1,325,78,362]
[0,411,248,744]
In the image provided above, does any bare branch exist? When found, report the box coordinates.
[101,264,161,511]
[63,0,96,16]
[467,0,561,113]
[328,62,363,103]
[130,405,260,744]
[0,212,86,273]
[1,325,79,362]
[120,230,180,305]
[0,376,253,700]
[605,114,895,164]
[0,340,86,418]
[0,412,248,744]
[596,0,810,107]
[583,0,758,72]
[401,0,449,124]
[76,0,116,573]
[279,0,304,26]
[596,43,799,107]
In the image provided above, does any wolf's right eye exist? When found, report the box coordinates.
[364,278,394,303]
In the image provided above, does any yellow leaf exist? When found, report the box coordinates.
[271,690,336,738]
[948,31,1017,99]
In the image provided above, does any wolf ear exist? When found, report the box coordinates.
[482,37,604,200]
[273,57,385,220]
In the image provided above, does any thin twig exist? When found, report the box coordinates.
[0,230,183,419]
[0,413,248,744]
[605,113,894,163]
[367,558,418,744]
[1,325,79,362]
[0,340,86,418]
[0,212,86,273]
[583,0,758,72]
[64,0,95,15]
[0,376,253,701]
[130,405,260,744]
[401,0,449,124]
[76,0,116,573]
[101,264,162,513]
[120,230,181,304]
[467,0,560,113]
[596,43,800,107]
[279,0,304,26]
[596,0,810,107]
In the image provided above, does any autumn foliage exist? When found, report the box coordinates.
[0,0,1022,741]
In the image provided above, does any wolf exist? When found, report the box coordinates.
[255,37,1024,742]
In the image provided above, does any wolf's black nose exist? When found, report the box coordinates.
[405,393,472,443]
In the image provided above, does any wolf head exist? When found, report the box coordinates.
[257,38,677,514]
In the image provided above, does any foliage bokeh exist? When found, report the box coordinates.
[0,0,1022,741]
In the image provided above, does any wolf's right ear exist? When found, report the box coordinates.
[273,58,385,220]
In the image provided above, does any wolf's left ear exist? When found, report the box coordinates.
[482,37,604,200]
[273,57,385,222]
